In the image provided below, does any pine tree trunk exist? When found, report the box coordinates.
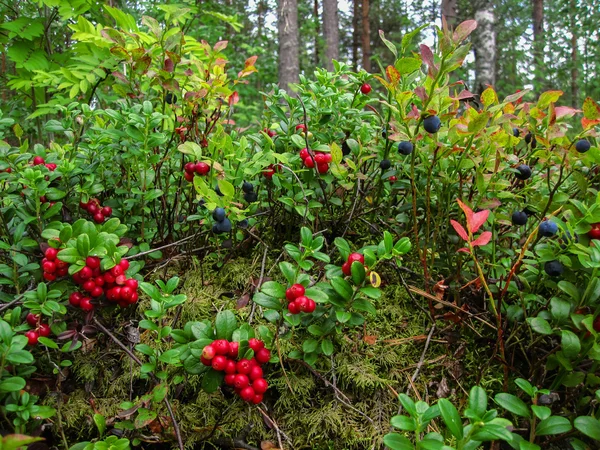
[532,0,544,93]
[441,0,458,29]
[278,0,300,92]
[322,0,339,71]
[361,0,371,72]
[473,1,496,95]
[314,0,320,66]
[352,0,360,71]
[570,0,578,106]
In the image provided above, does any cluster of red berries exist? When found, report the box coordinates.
[263,128,277,138]
[69,258,138,310]
[32,156,57,171]
[80,198,112,224]
[42,247,69,281]
[285,283,316,314]
[24,313,51,346]
[183,161,210,182]
[201,338,271,404]
[341,252,365,276]
[263,163,281,180]
[299,148,332,174]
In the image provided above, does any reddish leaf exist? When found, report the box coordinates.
[450,220,469,241]
[452,20,477,43]
[456,89,475,100]
[471,231,492,247]
[457,247,471,253]
[228,91,239,106]
[470,210,489,233]
[582,97,600,120]
[214,40,228,52]
[420,44,435,69]
[414,86,428,103]
[456,199,474,231]
[386,65,400,86]
[555,106,581,119]
[245,55,258,68]
[582,118,600,130]
[164,58,174,73]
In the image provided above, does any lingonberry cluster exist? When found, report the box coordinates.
[31,155,57,171]
[201,338,271,404]
[183,161,210,182]
[341,252,365,276]
[24,313,51,346]
[42,247,69,281]
[285,283,316,314]
[80,198,113,224]
[69,258,139,310]
[299,148,332,174]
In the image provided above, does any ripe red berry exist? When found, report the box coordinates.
[234,374,250,389]
[593,316,600,332]
[589,223,600,240]
[200,356,212,366]
[360,83,372,94]
[348,252,365,265]
[184,162,196,173]
[85,256,100,269]
[240,386,255,402]
[80,266,93,280]
[224,360,237,374]
[91,286,104,298]
[286,283,305,301]
[104,272,116,284]
[125,278,138,290]
[79,200,89,209]
[314,153,327,164]
[83,280,96,293]
[248,338,264,352]
[213,339,230,355]
[26,313,39,326]
[106,287,121,302]
[40,196,47,204]
[38,324,51,337]
[228,341,239,359]
[304,298,316,313]
[69,292,82,306]
[211,355,227,371]
[43,272,56,281]
[195,162,210,175]
[252,393,263,405]
[253,378,268,394]
[87,203,99,214]
[389,175,397,182]
[111,265,124,277]
[93,213,105,223]
[128,292,139,304]
[288,301,300,314]
[57,267,68,277]
[33,156,45,166]
[202,345,216,360]
[317,163,329,174]
[119,259,130,271]
[115,274,127,286]
[341,261,351,276]
[324,153,332,163]
[42,261,56,273]
[45,163,57,171]
[56,260,68,270]
[80,297,93,311]
[299,148,309,159]
[263,166,275,179]
[304,156,315,168]
[94,277,105,287]
[184,171,194,182]
[295,124,307,133]
[249,365,263,381]
[236,359,252,375]
[224,374,236,385]
[255,348,271,365]
[25,330,39,345]
[295,296,309,312]
[45,247,58,261]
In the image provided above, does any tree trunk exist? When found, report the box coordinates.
[570,0,578,106]
[314,0,320,66]
[361,0,371,72]
[322,0,339,71]
[473,1,496,95]
[532,0,544,93]
[278,0,300,92]
[352,0,360,71]
[441,0,458,29]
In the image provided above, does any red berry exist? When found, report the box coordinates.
[228,341,239,359]
[213,339,230,355]
[56,260,68,270]
[119,259,130,271]
[342,262,351,276]
[360,83,372,94]
[125,278,138,290]
[195,162,210,175]
[389,175,397,182]
[249,365,263,381]
[263,166,275,179]
[79,200,89,209]
[45,248,58,261]
[38,324,51,337]
[45,163,57,171]
[93,213,105,223]
[288,301,300,314]
[224,360,237,374]
[317,163,329,174]
[211,355,227,371]
[295,296,309,312]
[255,348,271,365]
[87,203,99,214]
[128,292,139,304]
[295,124,307,133]
[115,274,127,286]
[80,297,93,311]
[314,153,327,164]
[85,256,100,269]
[299,148,310,159]
[285,284,304,301]
[304,156,315,168]
[25,330,39,345]
[305,299,316,313]
[42,261,56,273]
[94,277,105,287]
[253,378,268,395]
[104,272,116,284]
[248,338,264,352]
[33,156,45,166]
[200,355,212,366]
[80,266,92,280]
[252,393,263,405]
[43,272,56,281]
[118,287,131,302]
[348,252,365,265]
[324,153,332,163]
[91,286,104,298]
[184,162,196,173]
[593,316,600,332]
[111,265,124,277]
[240,386,255,402]
[234,373,250,389]
[106,287,121,302]
[184,171,194,182]
[202,345,216,360]
[57,268,68,277]
[69,292,82,306]
[26,313,39,326]
[236,359,252,375]
[40,196,47,203]
[224,374,236,385]
[589,223,600,240]
[83,280,96,293]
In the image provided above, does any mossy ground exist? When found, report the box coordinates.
[53,247,504,449]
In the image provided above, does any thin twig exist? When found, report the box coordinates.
[257,406,293,448]
[125,232,204,260]
[0,293,25,313]
[249,245,269,324]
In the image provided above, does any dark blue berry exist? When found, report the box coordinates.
[398,141,414,155]
[423,115,441,133]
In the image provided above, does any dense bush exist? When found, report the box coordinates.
[1,6,600,450]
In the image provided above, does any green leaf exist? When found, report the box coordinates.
[215,310,237,340]
[261,281,286,299]
[331,277,353,301]
[201,368,224,393]
[352,298,377,315]
[514,378,535,397]
[471,423,514,442]
[351,261,366,285]
[303,339,319,353]
[468,386,487,418]
[0,376,26,393]
[321,339,334,355]
[494,393,530,418]
[334,237,351,260]
[158,349,180,364]
[573,416,600,440]
[531,405,551,421]
[398,394,417,417]
[359,286,381,299]
[94,413,106,436]
[38,337,58,349]
[560,330,581,358]
[76,234,90,257]
[527,317,553,335]
[279,262,296,285]
[390,415,417,431]
[535,416,572,436]
[253,293,282,310]
[382,433,414,450]
[438,398,463,440]
[300,227,312,248]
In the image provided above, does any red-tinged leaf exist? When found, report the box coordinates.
[407,104,420,119]
[245,55,258,68]
[582,118,600,130]
[457,247,471,253]
[386,65,400,86]
[414,86,427,103]
[164,58,174,73]
[453,20,477,43]
[503,89,530,104]
[471,231,492,247]
[537,90,563,109]
[420,44,435,69]
[213,40,228,52]
[228,91,239,106]
[582,97,600,120]
[450,220,469,241]
[555,106,581,119]
[470,210,489,233]
[456,199,474,231]
[480,86,498,106]
[456,89,475,100]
